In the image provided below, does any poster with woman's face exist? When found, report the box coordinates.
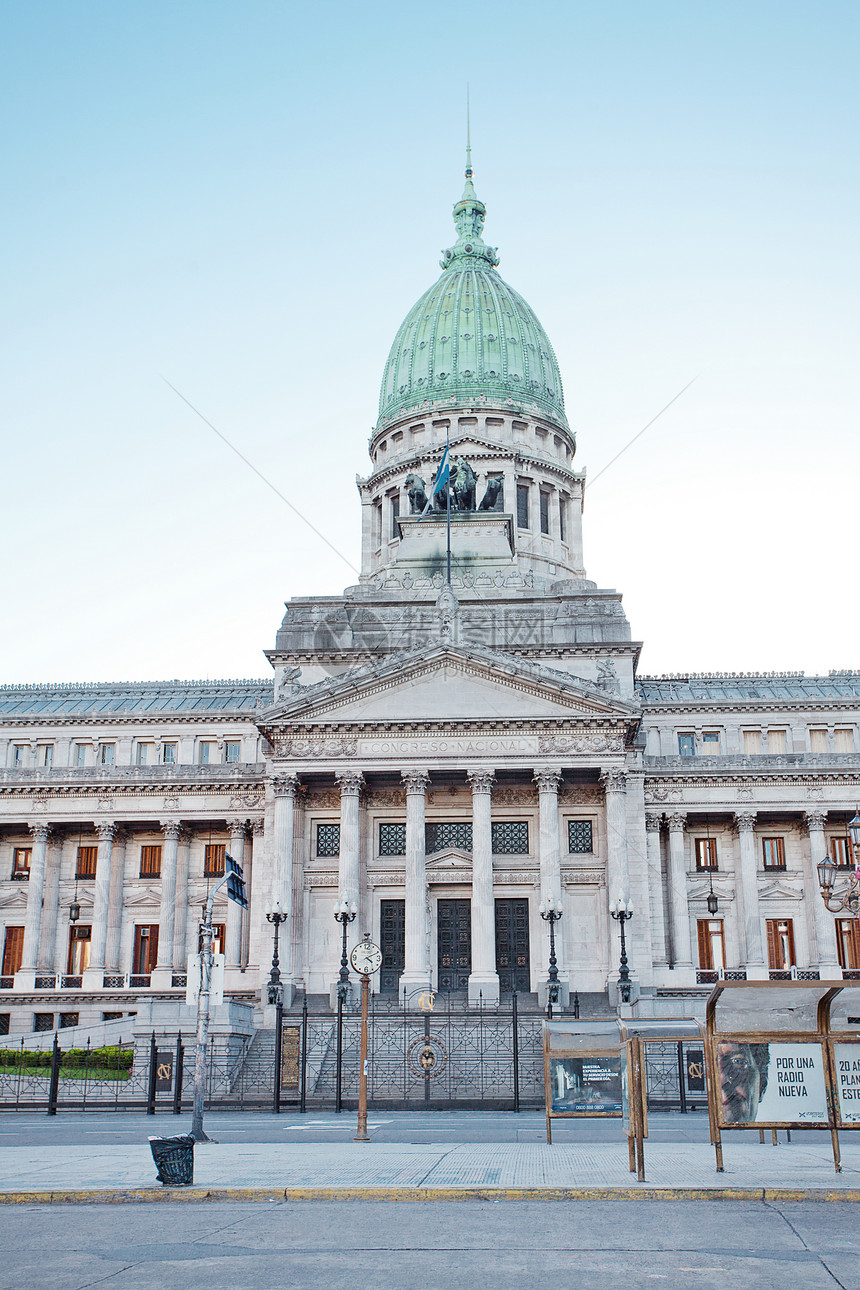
[716,1041,828,1125]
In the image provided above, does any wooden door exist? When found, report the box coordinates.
[495,898,531,992]
[437,899,471,991]
[379,899,405,993]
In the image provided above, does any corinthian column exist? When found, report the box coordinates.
[226,820,247,970]
[735,811,765,972]
[645,812,668,965]
[467,769,499,1006]
[19,824,51,981]
[400,769,431,1002]
[804,810,841,975]
[271,775,299,996]
[666,812,693,968]
[534,767,567,1001]
[152,820,180,983]
[335,771,364,911]
[84,822,117,984]
[601,768,630,901]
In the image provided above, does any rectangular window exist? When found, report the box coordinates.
[767,730,787,754]
[373,500,382,547]
[199,923,226,956]
[426,821,472,852]
[697,919,726,971]
[743,730,761,754]
[161,743,177,764]
[390,495,400,538]
[831,837,851,868]
[678,733,695,756]
[539,491,550,535]
[516,484,529,529]
[132,925,159,976]
[0,1015,9,1037]
[59,1012,79,1029]
[12,745,25,767]
[74,743,87,767]
[136,743,150,766]
[836,918,860,971]
[2,927,24,976]
[835,728,854,753]
[38,744,53,768]
[559,496,567,543]
[809,729,828,753]
[34,1013,54,1032]
[67,926,91,975]
[766,918,796,970]
[140,845,162,878]
[568,820,594,854]
[701,732,720,755]
[225,741,241,763]
[204,844,226,877]
[762,837,786,870]
[12,848,31,879]
[695,838,718,870]
[100,743,115,766]
[492,821,529,854]
[379,822,406,856]
[198,742,213,765]
[316,823,340,857]
[76,845,98,878]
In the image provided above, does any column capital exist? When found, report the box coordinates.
[600,767,627,794]
[803,809,828,833]
[335,770,365,797]
[467,768,495,795]
[28,822,51,842]
[160,819,182,841]
[96,822,117,843]
[402,769,431,794]
[734,810,757,834]
[533,767,563,794]
[666,810,687,833]
[228,818,248,840]
[644,811,663,833]
[249,817,265,836]
[272,773,300,799]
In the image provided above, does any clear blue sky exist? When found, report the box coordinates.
[2,1,857,682]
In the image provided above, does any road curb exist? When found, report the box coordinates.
[1,1185,860,1204]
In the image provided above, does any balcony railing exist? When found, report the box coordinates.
[34,975,57,989]
[0,976,13,989]
[695,968,748,984]
[61,975,82,988]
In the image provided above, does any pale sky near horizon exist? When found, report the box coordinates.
[2,1,858,684]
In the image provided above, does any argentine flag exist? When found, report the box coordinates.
[419,443,451,518]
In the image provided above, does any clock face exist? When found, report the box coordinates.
[350,940,382,974]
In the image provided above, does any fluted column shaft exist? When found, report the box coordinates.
[402,770,431,983]
[468,769,497,997]
[21,824,50,971]
[272,776,299,982]
[535,768,565,977]
[335,772,364,910]
[804,811,841,972]
[666,812,693,967]
[645,812,668,965]
[88,822,116,970]
[155,821,180,970]
[735,812,764,966]
[105,832,127,972]
[226,821,246,969]
[172,831,190,969]
[601,768,630,902]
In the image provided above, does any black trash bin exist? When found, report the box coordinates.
[148,1134,195,1185]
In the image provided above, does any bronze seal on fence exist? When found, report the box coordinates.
[407,1036,447,1079]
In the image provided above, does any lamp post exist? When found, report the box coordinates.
[609,892,634,1005]
[333,897,357,1113]
[539,895,563,1019]
[266,902,288,1114]
[816,810,860,916]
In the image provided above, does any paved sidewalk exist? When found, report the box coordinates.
[0,1137,858,1202]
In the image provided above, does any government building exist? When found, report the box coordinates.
[2,163,859,1046]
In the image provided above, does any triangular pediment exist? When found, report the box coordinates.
[426,847,472,868]
[258,643,638,731]
[759,881,804,901]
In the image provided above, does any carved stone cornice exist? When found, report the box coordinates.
[467,769,495,795]
[335,771,365,798]
[734,811,757,833]
[272,773,300,799]
[533,767,563,794]
[666,811,687,833]
[402,769,431,794]
[600,767,627,794]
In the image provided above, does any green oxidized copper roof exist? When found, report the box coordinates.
[377,167,568,433]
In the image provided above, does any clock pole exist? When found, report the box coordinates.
[354,965,370,1142]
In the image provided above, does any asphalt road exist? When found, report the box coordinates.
[1,1198,856,1290]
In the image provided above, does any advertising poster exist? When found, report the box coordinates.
[550,1054,623,1115]
[834,1043,860,1124]
[716,1040,828,1125]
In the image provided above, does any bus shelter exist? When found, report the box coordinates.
[704,980,860,1173]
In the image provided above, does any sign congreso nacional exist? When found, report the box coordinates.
[1,161,858,1048]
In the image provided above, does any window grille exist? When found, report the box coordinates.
[568,820,593,853]
[491,821,529,854]
[539,491,550,534]
[516,484,529,529]
[316,823,340,857]
[426,821,472,852]
[379,822,406,856]
[34,1013,54,1032]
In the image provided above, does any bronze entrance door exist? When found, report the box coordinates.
[437,898,471,991]
[495,898,531,993]
[379,899,405,993]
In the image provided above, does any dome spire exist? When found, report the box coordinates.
[443,95,499,271]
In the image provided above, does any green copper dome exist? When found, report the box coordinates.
[377,170,568,433]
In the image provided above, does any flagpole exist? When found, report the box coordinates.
[445,427,451,587]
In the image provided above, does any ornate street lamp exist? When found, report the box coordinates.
[609,892,634,1004]
[539,894,563,1019]
[816,810,860,915]
[333,897,357,1113]
[265,902,289,1114]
